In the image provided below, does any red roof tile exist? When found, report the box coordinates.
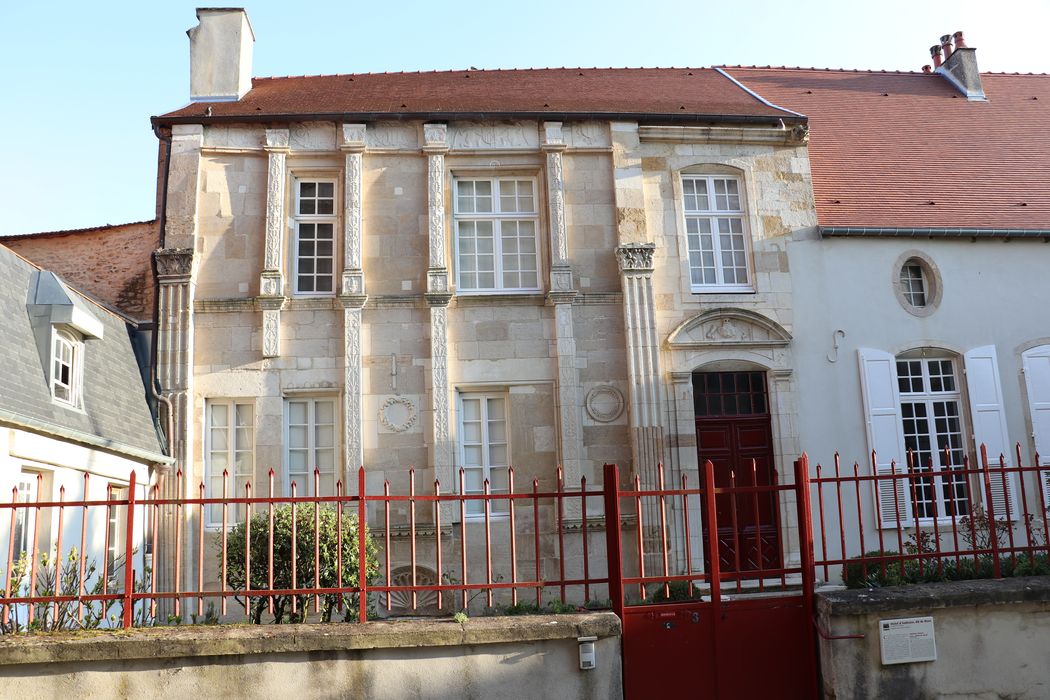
[154,68,802,124]
[726,67,1050,230]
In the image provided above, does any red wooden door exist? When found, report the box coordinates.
[694,371,782,574]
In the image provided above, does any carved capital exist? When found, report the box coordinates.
[154,248,193,279]
[340,123,367,152]
[259,270,284,298]
[264,128,290,151]
[427,268,449,295]
[423,123,448,152]
[425,291,453,307]
[615,243,656,272]
[541,121,566,150]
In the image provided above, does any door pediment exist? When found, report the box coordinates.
[668,308,791,349]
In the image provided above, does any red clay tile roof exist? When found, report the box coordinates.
[154,68,803,124]
[726,67,1050,230]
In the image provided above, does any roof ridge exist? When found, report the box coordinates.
[1,219,156,240]
[252,66,716,81]
[723,65,931,75]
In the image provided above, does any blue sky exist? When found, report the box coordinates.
[2,0,1047,235]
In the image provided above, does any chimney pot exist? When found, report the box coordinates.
[188,8,255,103]
[940,34,954,61]
[930,45,943,68]
[953,31,967,49]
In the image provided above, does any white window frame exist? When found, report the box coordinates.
[681,174,754,293]
[292,177,338,296]
[13,471,39,560]
[204,400,255,528]
[898,263,928,308]
[457,393,510,518]
[50,328,83,408]
[283,396,339,497]
[895,357,970,521]
[107,482,130,582]
[453,176,541,295]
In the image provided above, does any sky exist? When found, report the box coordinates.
[1,0,1048,235]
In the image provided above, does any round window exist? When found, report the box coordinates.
[893,252,941,316]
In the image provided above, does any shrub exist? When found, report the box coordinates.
[225,505,380,623]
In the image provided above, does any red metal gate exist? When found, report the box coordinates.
[604,458,818,699]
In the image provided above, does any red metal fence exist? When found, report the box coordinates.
[3,443,1045,632]
[809,444,1050,587]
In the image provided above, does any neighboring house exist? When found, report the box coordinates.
[0,243,169,600]
[727,33,1050,549]
[2,219,160,323]
[147,8,816,592]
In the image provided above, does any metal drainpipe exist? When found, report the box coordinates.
[149,125,175,461]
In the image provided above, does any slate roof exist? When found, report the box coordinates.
[725,67,1050,230]
[154,68,805,125]
[0,244,167,462]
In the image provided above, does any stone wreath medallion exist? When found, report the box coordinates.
[585,385,624,423]
[379,396,418,433]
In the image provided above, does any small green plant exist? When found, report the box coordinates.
[453,611,468,623]
[224,505,380,624]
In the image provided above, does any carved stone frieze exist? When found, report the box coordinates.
[541,121,565,147]
[667,308,792,349]
[427,153,446,273]
[264,128,290,150]
[566,122,610,148]
[546,150,569,266]
[153,248,194,279]
[289,122,337,151]
[263,144,287,271]
[615,243,656,272]
[430,305,452,475]
[368,122,417,150]
[423,123,448,150]
[448,121,538,150]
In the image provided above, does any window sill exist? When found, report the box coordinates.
[455,292,546,307]
[690,286,756,295]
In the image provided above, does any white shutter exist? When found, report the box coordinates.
[964,345,1018,520]
[1022,345,1050,506]
[858,348,911,528]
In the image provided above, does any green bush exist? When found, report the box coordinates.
[842,550,1050,589]
[225,505,379,623]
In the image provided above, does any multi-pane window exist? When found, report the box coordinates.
[459,395,509,516]
[293,180,336,294]
[205,401,254,527]
[693,371,768,417]
[454,178,539,292]
[107,485,129,581]
[286,398,337,496]
[51,329,81,407]
[12,473,37,560]
[899,262,928,307]
[682,175,752,292]
[896,358,969,519]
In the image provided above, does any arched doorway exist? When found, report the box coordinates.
[693,369,782,575]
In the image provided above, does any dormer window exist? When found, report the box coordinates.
[51,329,82,407]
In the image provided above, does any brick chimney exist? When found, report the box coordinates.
[936,30,986,101]
[188,8,255,102]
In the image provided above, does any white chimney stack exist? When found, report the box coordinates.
[188,8,255,103]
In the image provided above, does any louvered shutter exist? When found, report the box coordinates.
[964,345,1017,520]
[1022,345,1050,506]
[858,348,911,528]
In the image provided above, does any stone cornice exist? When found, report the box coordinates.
[638,124,808,146]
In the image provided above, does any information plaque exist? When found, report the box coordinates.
[879,616,937,665]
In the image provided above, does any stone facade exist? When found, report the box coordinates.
[153,114,817,588]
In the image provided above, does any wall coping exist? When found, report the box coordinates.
[817,576,1050,616]
[0,612,621,667]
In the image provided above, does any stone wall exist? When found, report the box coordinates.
[4,220,159,321]
[0,613,622,700]
[816,577,1050,699]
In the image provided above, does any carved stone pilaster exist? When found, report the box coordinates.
[152,246,196,605]
[343,306,363,471]
[259,128,289,360]
[542,122,569,268]
[430,305,452,486]
[424,124,449,299]
[340,124,367,308]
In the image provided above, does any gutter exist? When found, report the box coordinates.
[819,226,1050,240]
[149,124,175,459]
[0,412,173,466]
[151,109,805,128]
